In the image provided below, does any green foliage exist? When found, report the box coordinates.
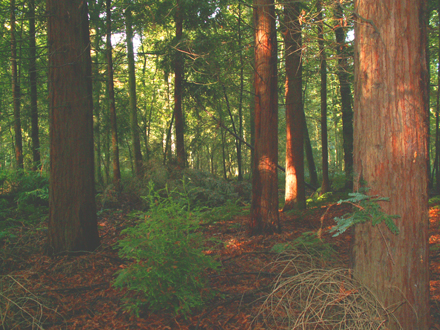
[201,199,247,224]
[271,232,336,260]
[429,195,440,207]
[113,181,220,317]
[330,191,400,237]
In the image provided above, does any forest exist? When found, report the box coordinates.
[1,0,440,329]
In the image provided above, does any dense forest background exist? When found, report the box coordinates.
[0,0,439,329]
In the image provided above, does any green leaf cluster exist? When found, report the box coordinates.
[330,192,400,237]
[113,181,220,317]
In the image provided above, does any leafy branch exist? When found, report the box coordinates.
[329,191,400,237]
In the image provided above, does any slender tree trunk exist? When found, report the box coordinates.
[237,2,244,181]
[125,6,143,177]
[303,108,318,188]
[317,1,330,193]
[106,0,121,191]
[352,0,429,328]
[29,0,40,170]
[174,0,185,168]
[249,0,280,235]
[11,0,22,169]
[47,0,100,254]
[334,0,353,190]
[283,1,305,211]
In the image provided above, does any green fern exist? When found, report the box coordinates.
[330,192,400,237]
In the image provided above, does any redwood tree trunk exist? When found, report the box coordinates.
[283,1,305,211]
[125,6,143,177]
[249,0,279,235]
[334,1,353,190]
[174,0,186,168]
[317,1,330,193]
[106,0,121,191]
[11,0,23,169]
[352,0,429,328]
[47,0,100,254]
[29,0,40,170]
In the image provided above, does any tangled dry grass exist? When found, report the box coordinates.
[255,249,400,330]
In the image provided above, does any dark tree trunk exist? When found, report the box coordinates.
[249,0,280,235]
[237,2,244,181]
[106,0,121,191]
[11,0,23,169]
[317,1,330,193]
[352,0,429,328]
[29,0,40,171]
[334,1,353,190]
[283,1,305,211]
[125,6,143,177]
[47,0,100,254]
[174,0,185,168]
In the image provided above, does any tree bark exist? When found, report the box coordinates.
[352,0,429,328]
[237,2,244,181]
[283,1,305,211]
[317,1,330,194]
[249,0,280,235]
[47,0,100,254]
[29,0,40,171]
[106,0,121,191]
[333,0,353,190]
[125,6,143,177]
[174,0,186,168]
[11,0,23,169]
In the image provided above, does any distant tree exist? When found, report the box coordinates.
[106,0,121,191]
[174,0,186,168]
[29,0,40,170]
[125,5,143,177]
[352,0,429,328]
[47,0,100,254]
[249,0,280,235]
[333,0,353,190]
[317,0,330,193]
[11,0,23,169]
[283,1,305,211]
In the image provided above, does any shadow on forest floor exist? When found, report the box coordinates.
[1,194,440,329]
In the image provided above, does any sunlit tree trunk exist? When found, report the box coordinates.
[237,2,244,181]
[317,0,330,193]
[334,0,353,190]
[249,0,280,235]
[174,0,185,168]
[283,1,305,211]
[106,0,121,191]
[352,0,429,328]
[29,0,40,170]
[125,6,143,177]
[47,0,100,254]
[11,0,23,169]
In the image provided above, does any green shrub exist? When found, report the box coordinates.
[113,181,220,317]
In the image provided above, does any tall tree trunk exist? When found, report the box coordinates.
[174,0,185,168]
[283,1,305,211]
[125,6,143,176]
[29,0,40,170]
[436,1,440,192]
[352,0,429,328]
[237,2,244,181]
[47,0,100,254]
[106,0,121,191]
[302,108,318,188]
[334,0,353,190]
[11,0,22,169]
[317,1,330,193]
[249,0,280,235]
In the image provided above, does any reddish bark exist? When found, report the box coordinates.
[352,0,429,328]
[249,0,280,235]
[283,1,305,211]
[47,0,100,253]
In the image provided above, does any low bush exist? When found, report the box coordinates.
[113,181,220,317]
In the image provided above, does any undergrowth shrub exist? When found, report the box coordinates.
[113,181,220,317]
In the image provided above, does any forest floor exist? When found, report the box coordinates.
[1,194,440,329]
